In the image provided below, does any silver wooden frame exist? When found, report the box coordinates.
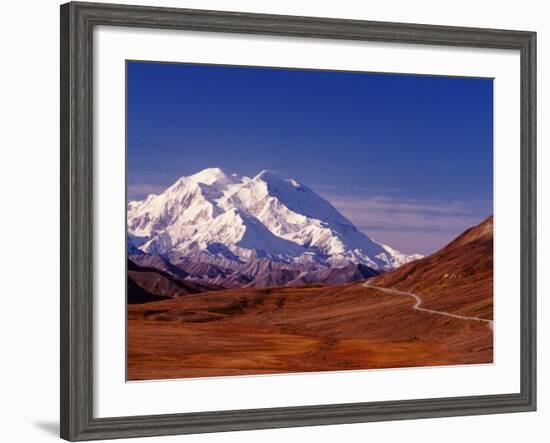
[60,2,536,440]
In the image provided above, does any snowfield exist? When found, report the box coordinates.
[127,167,422,271]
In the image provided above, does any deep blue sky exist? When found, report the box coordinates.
[127,61,493,254]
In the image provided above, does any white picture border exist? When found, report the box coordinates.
[93,26,521,418]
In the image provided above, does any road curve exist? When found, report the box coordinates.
[363,283,493,330]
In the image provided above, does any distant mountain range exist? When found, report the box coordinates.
[126,168,425,300]
[128,254,383,302]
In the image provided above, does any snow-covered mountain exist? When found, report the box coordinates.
[127,167,422,271]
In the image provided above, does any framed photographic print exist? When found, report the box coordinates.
[60,2,536,441]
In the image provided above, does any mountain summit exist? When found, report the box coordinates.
[127,168,421,270]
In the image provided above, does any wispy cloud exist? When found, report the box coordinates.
[309,183,402,196]
[315,190,492,255]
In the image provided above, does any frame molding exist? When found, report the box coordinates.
[60,2,536,440]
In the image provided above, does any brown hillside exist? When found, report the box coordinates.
[370,216,493,320]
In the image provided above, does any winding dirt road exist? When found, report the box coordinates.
[364,283,493,330]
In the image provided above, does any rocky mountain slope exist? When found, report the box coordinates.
[127,259,220,304]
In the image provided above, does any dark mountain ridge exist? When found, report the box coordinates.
[128,251,382,302]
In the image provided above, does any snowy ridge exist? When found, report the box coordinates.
[127,168,422,271]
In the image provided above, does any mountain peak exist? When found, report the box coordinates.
[128,167,422,270]
[188,167,231,185]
